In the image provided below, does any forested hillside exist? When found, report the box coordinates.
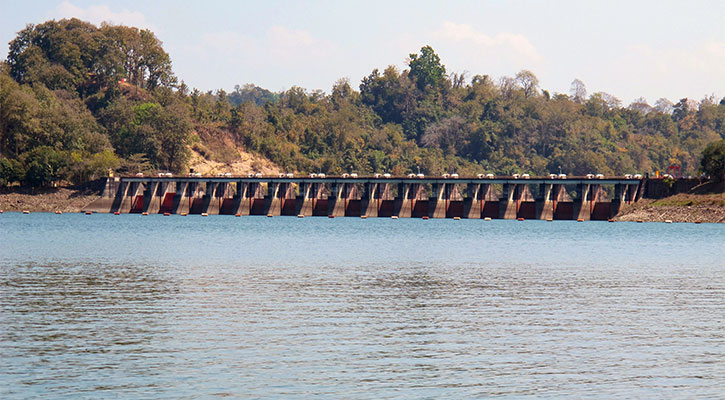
[1,19,724,187]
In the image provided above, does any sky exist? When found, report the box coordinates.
[1,0,724,105]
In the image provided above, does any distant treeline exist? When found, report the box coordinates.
[1,18,724,187]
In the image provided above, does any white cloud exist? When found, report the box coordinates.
[429,21,543,76]
[176,26,339,91]
[53,1,154,30]
[267,26,334,61]
[196,26,334,65]
[433,21,541,63]
[197,31,255,57]
[605,41,725,103]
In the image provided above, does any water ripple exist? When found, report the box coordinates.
[1,214,724,398]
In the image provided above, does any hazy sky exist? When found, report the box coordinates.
[1,0,724,104]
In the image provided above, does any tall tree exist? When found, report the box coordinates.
[654,98,674,114]
[515,70,539,98]
[408,45,446,94]
[101,24,174,89]
[7,19,124,94]
[570,78,587,103]
[628,97,652,114]
[700,139,725,181]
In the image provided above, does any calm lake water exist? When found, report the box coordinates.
[1,213,724,399]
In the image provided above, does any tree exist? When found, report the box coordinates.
[3,19,723,184]
[408,45,446,93]
[330,77,354,109]
[701,139,725,181]
[654,98,674,114]
[20,146,70,187]
[421,115,466,155]
[228,83,277,106]
[7,19,124,94]
[672,98,698,121]
[598,92,621,109]
[24,160,54,187]
[139,29,174,88]
[497,76,517,99]
[0,157,25,186]
[360,66,417,125]
[570,79,587,103]
[515,70,539,98]
[0,73,40,156]
[66,149,120,184]
[628,97,652,114]
[450,71,468,89]
[101,24,175,89]
[119,153,152,174]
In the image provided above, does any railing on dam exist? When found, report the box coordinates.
[87,175,645,220]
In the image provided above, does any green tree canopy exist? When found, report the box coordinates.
[7,19,174,95]
[408,45,446,94]
[701,139,725,181]
[3,18,725,187]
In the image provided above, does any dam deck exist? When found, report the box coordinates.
[87,175,645,220]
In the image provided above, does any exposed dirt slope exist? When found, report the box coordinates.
[188,149,281,176]
[188,124,282,175]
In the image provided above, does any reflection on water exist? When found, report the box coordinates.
[1,214,724,398]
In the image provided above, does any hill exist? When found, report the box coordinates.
[1,18,724,190]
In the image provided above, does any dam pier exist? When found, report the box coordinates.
[88,175,644,220]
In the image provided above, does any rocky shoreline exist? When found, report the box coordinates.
[0,187,100,213]
[613,195,725,224]
[2,187,723,223]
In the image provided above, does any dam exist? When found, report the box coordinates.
[87,175,644,220]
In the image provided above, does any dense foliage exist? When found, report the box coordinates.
[189,50,725,178]
[701,139,725,182]
[1,19,724,187]
[0,19,190,186]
